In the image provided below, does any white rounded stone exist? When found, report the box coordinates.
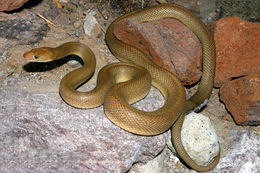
[181,112,219,165]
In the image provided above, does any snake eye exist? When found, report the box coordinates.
[34,55,40,59]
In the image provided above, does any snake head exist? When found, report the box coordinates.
[23,47,57,62]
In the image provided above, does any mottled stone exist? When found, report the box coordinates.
[0,38,13,58]
[114,17,202,85]
[83,9,103,39]
[213,16,260,87]
[0,77,168,172]
[220,73,260,125]
[210,130,260,173]
[216,0,260,22]
[0,0,29,11]
[129,147,186,173]
[168,112,219,166]
[0,10,48,44]
[181,112,219,165]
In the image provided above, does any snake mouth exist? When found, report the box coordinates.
[23,52,33,61]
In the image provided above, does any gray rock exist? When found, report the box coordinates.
[83,9,103,39]
[211,129,260,173]
[130,129,260,173]
[0,77,168,172]
[216,0,260,22]
[0,11,48,44]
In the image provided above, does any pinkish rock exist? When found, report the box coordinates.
[114,18,202,85]
[220,73,260,125]
[0,0,29,11]
[213,16,260,87]
[0,77,168,172]
[213,129,260,172]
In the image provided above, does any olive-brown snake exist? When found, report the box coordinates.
[23,4,220,172]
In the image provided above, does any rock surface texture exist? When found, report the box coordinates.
[213,16,260,87]
[0,11,48,44]
[130,129,260,173]
[0,0,29,11]
[181,112,219,166]
[220,73,260,125]
[114,18,202,85]
[0,77,169,172]
[210,130,260,173]
[83,10,103,39]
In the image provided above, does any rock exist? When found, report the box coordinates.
[0,0,29,11]
[210,129,260,173]
[114,17,202,85]
[57,0,69,3]
[131,129,260,173]
[220,73,260,125]
[83,9,103,39]
[129,147,188,173]
[0,10,48,44]
[0,77,219,172]
[216,0,260,22]
[0,38,13,58]
[213,16,260,87]
[131,147,168,173]
[180,112,219,166]
[74,20,82,28]
[0,77,168,172]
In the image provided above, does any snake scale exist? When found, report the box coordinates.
[23,4,220,172]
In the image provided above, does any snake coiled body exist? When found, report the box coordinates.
[23,4,219,172]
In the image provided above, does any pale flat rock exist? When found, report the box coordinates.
[83,9,103,39]
[0,77,168,172]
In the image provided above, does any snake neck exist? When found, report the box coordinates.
[54,42,96,68]
[56,42,96,90]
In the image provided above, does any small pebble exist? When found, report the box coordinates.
[74,20,82,28]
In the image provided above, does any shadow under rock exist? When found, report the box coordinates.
[5,0,43,13]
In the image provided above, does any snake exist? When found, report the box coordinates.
[23,3,220,172]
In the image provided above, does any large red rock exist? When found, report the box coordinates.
[114,18,202,85]
[0,0,29,12]
[220,73,260,125]
[213,16,260,87]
